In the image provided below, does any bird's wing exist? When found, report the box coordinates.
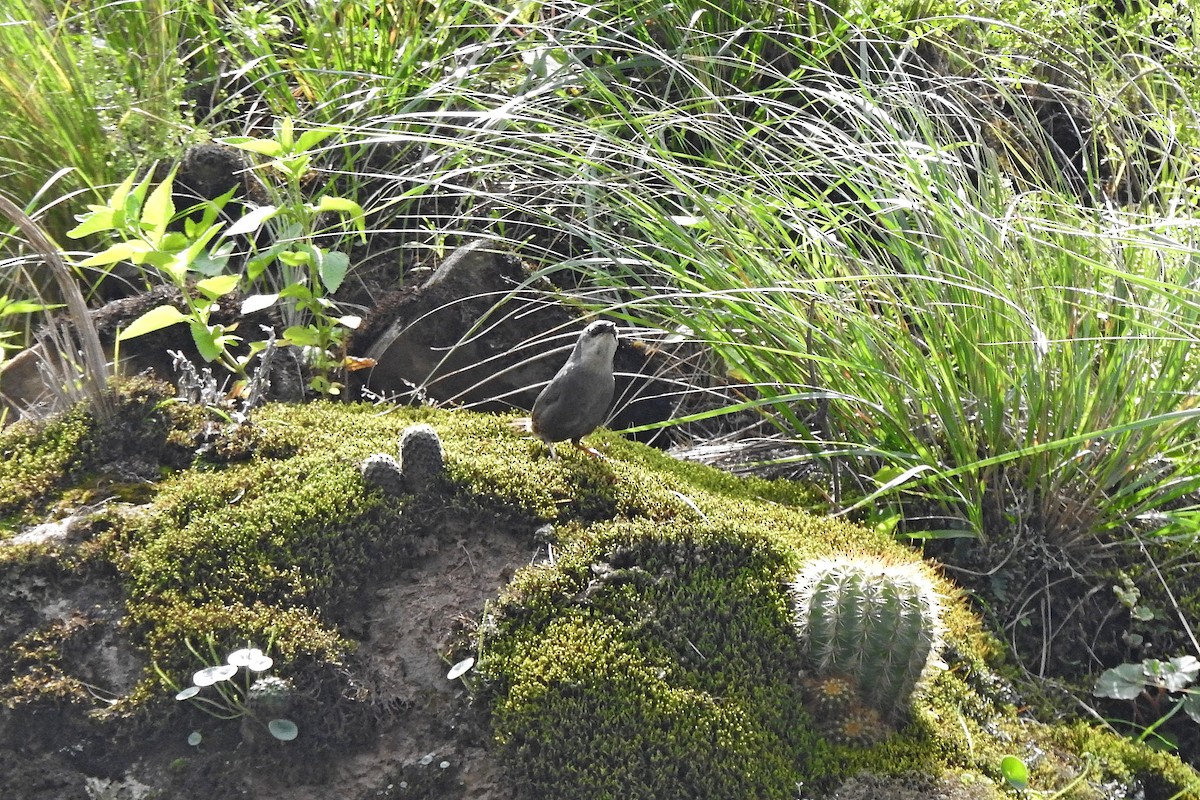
[533,373,567,413]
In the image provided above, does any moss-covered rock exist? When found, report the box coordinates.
[0,393,1195,800]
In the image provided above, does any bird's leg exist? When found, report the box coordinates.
[572,438,608,460]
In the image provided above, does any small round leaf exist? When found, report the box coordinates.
[193,664,238,687]
[187,731,202,747]
[175,686,201,701]
[447,657,474,681]
[1000,755,1028,790]
[227,648,264,667]
[246,654,274,672]
[268,719,299,741]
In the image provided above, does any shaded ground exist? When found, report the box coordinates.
[0,504,534,800]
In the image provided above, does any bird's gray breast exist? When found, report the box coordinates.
[531,361,616,442]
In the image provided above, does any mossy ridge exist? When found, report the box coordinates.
[480,512,1200,797]
[440,415,824,526]
[1048,722,1200,799]
[482,518,857,798]
[482,518,961,796]
[0,377,200,536]
[108,402,434,681]
[0,406,96,531]
[492,616,803,799]
[3,396,1196,795]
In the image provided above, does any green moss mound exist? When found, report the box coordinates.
[1,392,1197,799]
[0,377,199,531]
[475,481,1200,799]
[483,521,816,798]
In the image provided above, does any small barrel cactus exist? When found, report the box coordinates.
[361,453,405,496]
[827,702,886,747]
[801,672,860,717]
[247,675,295,718]
[398,423,444,491]
[791,555,944,723]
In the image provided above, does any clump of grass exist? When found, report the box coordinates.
[0,0,190,240]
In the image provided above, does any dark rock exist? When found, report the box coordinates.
[348,239,681,444]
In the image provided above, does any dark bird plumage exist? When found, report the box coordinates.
[530,320,619,457]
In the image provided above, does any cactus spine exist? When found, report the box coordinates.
[360,453,405,496]
[398,423,444,491]
[360,424,445,496]
[791,556,944,723]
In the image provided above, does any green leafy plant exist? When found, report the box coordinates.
[1094,655,1200,748]
[66,167,250,376]
[219,117,366,395]
[164,642,299,744]
[65,118,366,395]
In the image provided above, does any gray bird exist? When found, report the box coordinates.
[530,320,619,457]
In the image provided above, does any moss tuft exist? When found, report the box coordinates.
[0,406,95,528]
[0,376,202,533]
[483,520,822,798]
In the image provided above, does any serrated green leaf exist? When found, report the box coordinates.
[295,128,336,152]
[165,220,229,282]
[279,248,312,266]
[279,283,314,301]
[107,172,137,211]
[245,239,289,282]
[117,305,188,340]
[273,153,311,180]
[316,196,356,214]
[241,293,279,315]
[122,171,155,226]
[319,250,349,293]
[142,170,177,245]
[196,274,241,300]
[284,325,321,346]
[79,241,148,267]
[317,195,367,240]
[190,322,222,362]
[160,231,190,253]
[191,241,235,278]
[66,207,117,239]
[278,116,294,149]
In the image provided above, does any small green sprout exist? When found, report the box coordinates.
[1000,755,1029,790]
